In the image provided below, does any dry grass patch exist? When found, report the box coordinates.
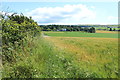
[96,30,119,34]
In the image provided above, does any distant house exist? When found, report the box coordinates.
[107,27,114,28]
[61,28,66,31]
[57,28,66,31]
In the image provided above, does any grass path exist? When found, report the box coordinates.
[42,33,50,37]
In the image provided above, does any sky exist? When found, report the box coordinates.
[0,0,118,25]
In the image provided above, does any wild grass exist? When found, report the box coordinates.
[2,30,119,78]
[45,36,118,78]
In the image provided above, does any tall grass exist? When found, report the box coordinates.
[32,36,100,78]
[2,35,100,78]
[45,37,118,78]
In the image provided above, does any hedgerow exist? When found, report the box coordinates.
[1,13,40,64]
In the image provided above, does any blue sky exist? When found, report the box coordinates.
[0,1,118,25]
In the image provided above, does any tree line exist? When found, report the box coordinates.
[40,25,96,33]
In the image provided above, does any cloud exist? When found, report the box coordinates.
[0,11,14,16]
[91,6,95,9]
[25,4,96,25]
[108,16,118,20]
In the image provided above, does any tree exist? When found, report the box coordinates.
[113,28,116,31]
[109,28,112,31]
[84,27,89,32]
[91,27,96,33]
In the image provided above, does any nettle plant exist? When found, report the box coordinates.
[1,13,40,63]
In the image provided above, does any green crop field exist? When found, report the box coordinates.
[44,31,119,38]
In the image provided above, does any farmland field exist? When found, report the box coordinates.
[43,31,119,78]
[44,31,119,38]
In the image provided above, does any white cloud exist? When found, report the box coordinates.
[25,4,96,25]
[91,6,95,9]
[0,11,13,16]
[108,16,118,20]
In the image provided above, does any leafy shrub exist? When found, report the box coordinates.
[1,13,40,63]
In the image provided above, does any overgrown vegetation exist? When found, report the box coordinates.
[1,13,41,78]
[2,13,40,63]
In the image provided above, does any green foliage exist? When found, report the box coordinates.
[2,13,40,66]
[113,28,116,31]
[89,27,96,33]
[5,62,36,78]
[109,28,112,31]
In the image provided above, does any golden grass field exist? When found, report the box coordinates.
[96,30,119,34]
